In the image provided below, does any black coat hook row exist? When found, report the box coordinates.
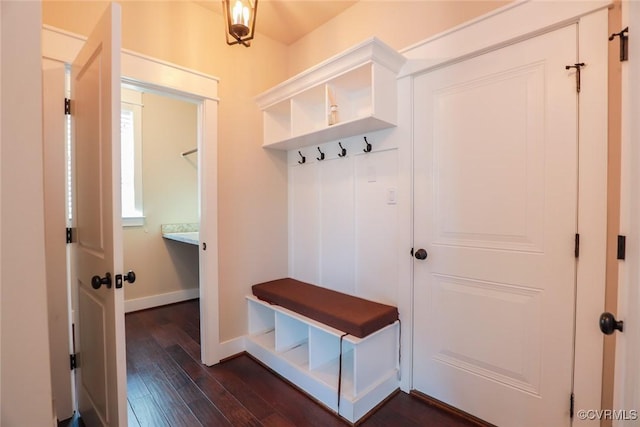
[363,136,372,153]
[298,143,349,164]
[338,142,347,157]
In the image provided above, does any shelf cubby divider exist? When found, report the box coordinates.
[327,63,373,125]
[275,311,308,353]
[263,99,292,145]
[248,297,275,335]
[291,84,327,137]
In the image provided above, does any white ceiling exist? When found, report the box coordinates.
[196,1,358,45]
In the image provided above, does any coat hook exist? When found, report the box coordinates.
[338,142,347,157]
[317,147,325,161]
[363,136,372,153]
[298,151,306,164]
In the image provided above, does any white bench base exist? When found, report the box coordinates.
[245,295,400,423]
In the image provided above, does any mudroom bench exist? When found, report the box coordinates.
[245,278,400,423]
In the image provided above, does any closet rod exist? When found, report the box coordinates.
[181,148,198,157]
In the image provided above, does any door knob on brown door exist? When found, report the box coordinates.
[91,272,112,289]
[415,248,428,260]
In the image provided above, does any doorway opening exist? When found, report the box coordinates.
[118,86,201,313]
[43,27,221,420]
[64,80,203,416]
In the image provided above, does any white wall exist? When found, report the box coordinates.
[123,91,199,305]
[615,0,640,420]
[286,1,508,76]
[0,0,3,416]
[1,1,54,425]
[288,131,399,305]
[42,0,290,344]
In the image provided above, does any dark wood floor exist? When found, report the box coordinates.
[121,299,484,427]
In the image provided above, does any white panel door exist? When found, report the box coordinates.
[71,4,126,426]
[413,25,578,426]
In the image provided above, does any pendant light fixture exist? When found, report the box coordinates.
[223,0,258,47]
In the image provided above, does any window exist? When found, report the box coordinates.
[66,85,145,226]
[121,88,144,226]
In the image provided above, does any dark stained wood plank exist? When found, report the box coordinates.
[128,395,170,427]
[140,359,202,427]
[173,375,208,405]
[165,344,206,380]
[125,299,482,427]
[404,392,494,427]
[151,322,201,361]
[259,412,298,427]
[194,375,263,427]
[186,397,233,426]
[126,369,151,400]
[128,401,141,427]
[206,363,279,422]
[363,392,458,426]
[148,382,202,427]
[166,344,262,427]
[221,355,347,427]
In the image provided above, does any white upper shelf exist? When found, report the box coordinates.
[256,37,406,151]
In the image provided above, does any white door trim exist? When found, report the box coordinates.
[399,0,611,77]
[42,24,222,366]
[42,25,219,100]
[615,2,640,425]
[43,58,75,421]
[397,2,609,422]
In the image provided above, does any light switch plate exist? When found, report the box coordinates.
[387,187,397,204]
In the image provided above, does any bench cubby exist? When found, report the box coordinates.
[245,295,399,423]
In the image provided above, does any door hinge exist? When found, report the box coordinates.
[70,353,78,370]
[618,235,627,260]
[565,63,585,93]
[575,233,580,258]
[570,392,575,418]
[64,98,71,115]
[66,227,75,244]
[564,62,584,93]
[609,27,629,62]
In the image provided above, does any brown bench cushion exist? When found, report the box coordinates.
[252,278,399,338]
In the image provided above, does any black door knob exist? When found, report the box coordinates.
[123,271,136,284]
[599,312,624,335]
[415,248,428,260]
[91,272,112,290]
[115,271,136,288]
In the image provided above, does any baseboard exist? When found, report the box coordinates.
[125,288,199,313]
[216,336,246,362]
